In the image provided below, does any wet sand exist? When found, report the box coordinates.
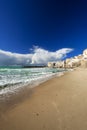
[0,68,87,130]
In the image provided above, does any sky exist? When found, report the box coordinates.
[0,0,87,65]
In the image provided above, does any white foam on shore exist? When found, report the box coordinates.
[0,71,64,98]
[0,67,73,101]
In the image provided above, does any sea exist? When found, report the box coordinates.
[0,66,66,95]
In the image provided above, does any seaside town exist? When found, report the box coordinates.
[48,49,87,68]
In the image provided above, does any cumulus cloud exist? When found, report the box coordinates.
[0,46,73,66]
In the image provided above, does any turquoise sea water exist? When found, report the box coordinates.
[0,67,66,94]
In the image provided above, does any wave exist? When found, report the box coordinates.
[0,67,66,95]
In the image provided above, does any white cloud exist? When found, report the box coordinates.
[0,46,73,66]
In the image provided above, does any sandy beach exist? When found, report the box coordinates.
[0,68,87,130]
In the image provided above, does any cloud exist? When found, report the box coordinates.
[0,46,73,66]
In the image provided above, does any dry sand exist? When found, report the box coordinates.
[0,68,87,130]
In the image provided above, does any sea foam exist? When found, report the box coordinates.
[0,67,65,95]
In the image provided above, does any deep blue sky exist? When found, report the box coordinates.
[0,0,87,57]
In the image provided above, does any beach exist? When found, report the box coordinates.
[0,68,87,130]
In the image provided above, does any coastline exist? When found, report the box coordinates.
[1,68,87,130]
[0,70,65,113]
[0,67,65,95]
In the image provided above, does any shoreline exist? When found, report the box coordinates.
[0,71,66,114]
[0,70,66,99]
[1,68,87,130]
[0,68,66,95]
